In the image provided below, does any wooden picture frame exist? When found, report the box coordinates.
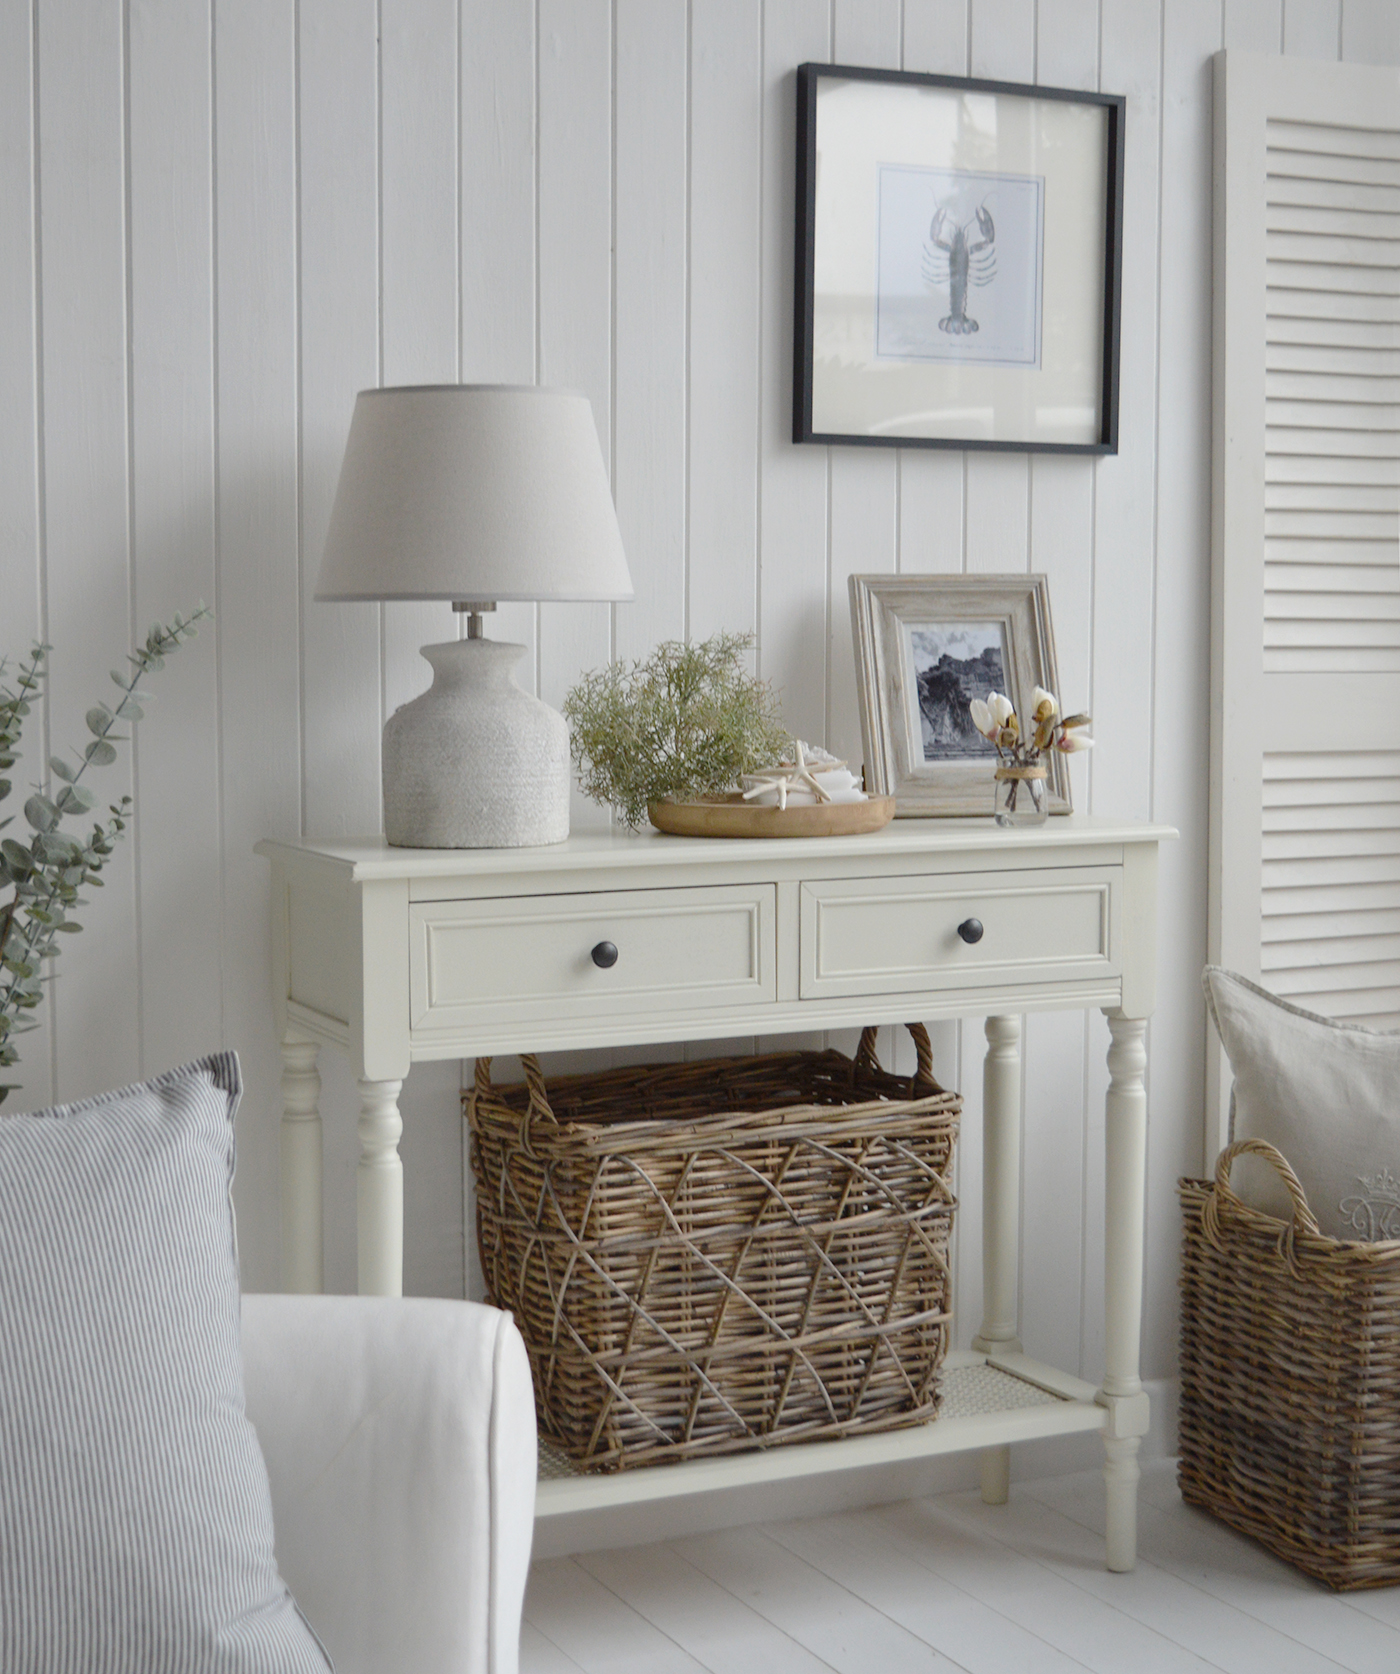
[849,573,1070,817]
[795,63,1125,454]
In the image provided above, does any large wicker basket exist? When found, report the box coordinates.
[1179,1138,1400,1590]
[466,1024,960,1472]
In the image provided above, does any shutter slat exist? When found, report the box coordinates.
[1266,648,1400,672]
[1265,564,1400,593]
[1268,344,1400,376]
[1266,483,1400,510]
[1263,510,1398,537]
[1268,175,1400,212]
[1267,117,1400,156]
[1267,260,1400,295]
[1268,316,1400,348]
[1265,371,1400,401]
[1267,232,1400,266]
[1265,537,1399,564]
[1266,452,1400,483]
[1265,399,1399,429]
[1266,287,1399,321]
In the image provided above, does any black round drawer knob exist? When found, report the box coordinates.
[957,918,984,945]
[591,941,619,969]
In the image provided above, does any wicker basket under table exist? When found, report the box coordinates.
[1179,1138,1400,1590]
[466,1023,960,1473]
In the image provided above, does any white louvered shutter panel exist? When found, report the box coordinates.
[1211,52,1400,1150]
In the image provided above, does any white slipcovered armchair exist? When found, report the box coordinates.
[241,1294,537,1674]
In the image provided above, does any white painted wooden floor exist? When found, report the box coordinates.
[521,1461,1400,1674]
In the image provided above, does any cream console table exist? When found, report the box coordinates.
[257,816,1172,1571]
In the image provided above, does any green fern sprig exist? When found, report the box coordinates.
[563,632,788,830]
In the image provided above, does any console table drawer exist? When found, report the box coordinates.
[800,868,1118,1000]
[409,884,776,1034]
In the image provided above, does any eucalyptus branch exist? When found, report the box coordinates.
[0,607,211,1106]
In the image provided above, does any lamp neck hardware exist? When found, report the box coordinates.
[452,600,498,640]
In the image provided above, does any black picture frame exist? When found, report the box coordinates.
[794,62,1125,455]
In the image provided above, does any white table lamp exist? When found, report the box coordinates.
[316,385,633,848]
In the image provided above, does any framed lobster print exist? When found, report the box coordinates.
[793,64,1125,454]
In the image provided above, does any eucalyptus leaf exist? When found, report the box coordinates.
[84,739,117,766]
[54,784,94,815]
[48,755,77,783]
[54,922,82,934]
[86,705,113,736]
[23,796,58,833]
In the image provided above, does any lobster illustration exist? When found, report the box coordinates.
[922,202,997,336]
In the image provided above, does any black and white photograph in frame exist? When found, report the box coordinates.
[795,63,1125,454]
[849,574,1070,817]
[907,623,1007,761]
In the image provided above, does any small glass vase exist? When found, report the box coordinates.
[994,765,1048,827]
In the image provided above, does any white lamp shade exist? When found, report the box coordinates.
[315,385,634,603]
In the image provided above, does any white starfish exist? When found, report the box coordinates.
[740,741,849,808]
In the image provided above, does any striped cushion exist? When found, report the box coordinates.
[0,1054,331,1673]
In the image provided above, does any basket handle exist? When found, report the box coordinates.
[473,1053,558,1158]
[1202,1138,1322,1268]
[855,1022,941,1091]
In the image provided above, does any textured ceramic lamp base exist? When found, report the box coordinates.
[383,638,570,848]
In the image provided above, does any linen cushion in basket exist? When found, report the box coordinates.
[1204,966,1400,1241]
[0,1053,330,1674]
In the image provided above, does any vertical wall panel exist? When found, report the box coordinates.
[899,0,972,584]
[537,0,614,831]
[299,1,381,848]
[1147,0,1220,1395]
[1284,0,1341,56]
[459,0,537,679]
[381,0,470,1302]
[1082,0,1164,1383]
[298,0,382,1297]
[381,0,461,728]
[614,0,688,662]
[0,0,51,1112]
[824,1,901,770]
[1342,0,1400,63]
[759,0,830,741]
[1017,0,1099,1375]
[896,0,977,1351]
[1226,0,1285,51]
[688,0,762,646]
[1094,0,1162,826]
[128,0,223,1082]
[36,0,138,1103]
[214,0,302,1290]
[455,0,539,1302]
[964,0,1034,583]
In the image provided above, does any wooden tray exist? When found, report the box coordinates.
[648,793,896,839]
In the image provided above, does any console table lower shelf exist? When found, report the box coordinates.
[535,1349,1100,1520]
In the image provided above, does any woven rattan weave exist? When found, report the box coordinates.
[466,1024,961,1472]
[1179,1138,1400,1590]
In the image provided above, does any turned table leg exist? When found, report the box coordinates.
[357,1076,404,1297]
[972,1014,1023,1505]
[280,1038,323,1294]
[1101,1010,1150,1572]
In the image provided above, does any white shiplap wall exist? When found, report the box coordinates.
[2,0,1397,1389]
